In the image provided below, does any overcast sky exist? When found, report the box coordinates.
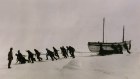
[0,0,139,53]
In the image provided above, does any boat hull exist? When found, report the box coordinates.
[88,41,131,53]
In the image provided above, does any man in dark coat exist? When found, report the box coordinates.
[60,46,67,58]
[69,46,75,58]
[15,53,19,63]
[46,48,57,61]
[8,47,13,69]
[53,47,60,59]
[26,50,35,63]
[123,42,131,54]
[17,50,27,64]
[34,49,42,61]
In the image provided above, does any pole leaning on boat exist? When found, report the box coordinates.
[122,25,125,42]
[103,18,105,43]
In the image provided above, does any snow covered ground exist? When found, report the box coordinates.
[0,52,140,79]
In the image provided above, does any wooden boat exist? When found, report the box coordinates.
[88,18,131,54]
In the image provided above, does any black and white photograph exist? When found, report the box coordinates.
[0,0,140,79]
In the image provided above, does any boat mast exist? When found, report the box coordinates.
[122,25,125,42]
[103,18,105,43]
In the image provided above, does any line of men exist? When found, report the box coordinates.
[8,46,75,69]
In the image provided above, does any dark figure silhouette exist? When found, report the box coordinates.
[16,50,27,64]
[123,42,131,54]
[129,41,131,50]
[15,53,19,63]
[60,46,67,58]
[111,44,119,54]
[53,47,60,59]
[117,44,123,54]
[8,47,13,69]
[26,50,35,63]
[64,46,69,57]
[34,49,42,61]
[67,46,73,57]
[46,48,57,61]
[69,46,75,58]
[99,44,104,56]
[62,46,69,57]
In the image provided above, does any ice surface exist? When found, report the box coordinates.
[0,52,140,79]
